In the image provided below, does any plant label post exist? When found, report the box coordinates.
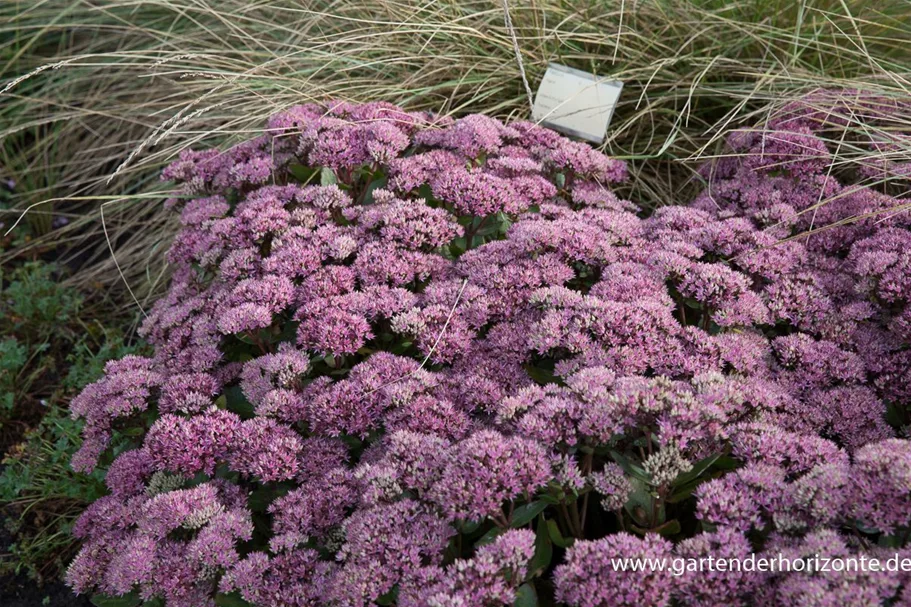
[531,63,623,144]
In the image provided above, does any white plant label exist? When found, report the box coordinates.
[531,63,623,144]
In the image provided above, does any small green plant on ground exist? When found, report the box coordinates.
[0,263,82,443]
[0,260,146,584]
[0,407,108,583]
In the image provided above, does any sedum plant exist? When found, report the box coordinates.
[67,99,911,606]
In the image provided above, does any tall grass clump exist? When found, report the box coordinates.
[2,0,911,305]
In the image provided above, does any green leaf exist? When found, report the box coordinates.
[91,593,142,607]
[449,236,468,256]
[527,516,553,577]
[524,364,557,386]
[375,586,399,606]
[247,483,292,513]
[631,518,681,537]
[855,521,880,535]
[277,319,300,344]
[624,478,654,527]
[885,402,905,428]
[320,167,338,185]
[511,500,548,528]
[879,534,904,548]
[513,583,538,607]
[288,163,318,184]
[654,519,681,536]
[476,213,510,237]
[672,452,722,487]
[214,593,254,607]
[223,385,255,419]
[545,518,573,548]
[361,176,388,205]
[0,338,27,372]
[539,494,561,505]
[610,450,650,483]
[474,525,505,547]
[458,519,481,534]
[666,480,702,504]
[713,455,739,470]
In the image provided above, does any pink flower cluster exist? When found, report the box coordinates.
[69,97,911,606]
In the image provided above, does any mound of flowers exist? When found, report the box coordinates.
[67,98,911,606]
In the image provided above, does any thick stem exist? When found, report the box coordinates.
[464,214,492,246]
[492,511,510,528]
[569,502,584,538]
[615,508,626,531]
[249,332,269,355]
[559,502,580,538]
[580,453,594,531]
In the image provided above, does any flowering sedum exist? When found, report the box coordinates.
[69,97,911,605]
